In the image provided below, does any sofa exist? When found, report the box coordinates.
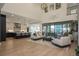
[69,34,74,42]
[14,32,30,39]
[51,36,71,47]
[6,32,16,37]
[31,32,44,40]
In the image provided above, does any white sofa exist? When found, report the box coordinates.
[51,36,71,47]
[31,32,43,40]
[69,34,73,42]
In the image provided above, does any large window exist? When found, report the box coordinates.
[46,25,51,33]
[67,24,71,32]
[71,9,77,14]
[42,22,72,37]
[55,24,62,36]
[67,6,77,15]
[42,26,46,32]
[51,25,54,33]
[56,3,61,9]
[29,24,41,33]
[63,24,68,35]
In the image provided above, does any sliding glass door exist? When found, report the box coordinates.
[29,24,41,34]
[46,25,51,33]
[42,21,73,37]
[51,25,54,33]
[63,23,71,35]
[54,24,63,36]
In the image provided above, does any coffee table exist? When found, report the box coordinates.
[43,36,53,41]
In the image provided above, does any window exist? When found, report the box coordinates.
[46,25,51,33]
[63,24,68,35]
[67,6,77,15]
[29,24,41,33]
[43,26,46,32]
[51,25,54,33]
[67,24,71,32]
[50,4,54,10]
[63,23,71,35]
[41,3,48,13]
[56,3,61,9]
[42,22,72,37]
[71,9,77,14]
[54,24,62,36]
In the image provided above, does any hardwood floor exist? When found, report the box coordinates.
[0,38,77,56]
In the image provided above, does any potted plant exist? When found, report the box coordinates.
[75,47,79,56]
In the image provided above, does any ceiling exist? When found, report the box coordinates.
[67,3,79,7]
[0,3,77,24]
[1,3,43,23]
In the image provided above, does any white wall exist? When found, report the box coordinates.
[41,3,77,23]
[41,4,66,22]
[6,17,28,32]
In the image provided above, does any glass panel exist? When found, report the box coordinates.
[56,3,61,9]
[30,24,41,33]
[68,24,71,32]
[47,25,50,33]
[63,23,71,35]
[50,4,54,10]
[55,24,62,36]
[63,24,68,35]
[43,26,46,32]
[42,22,73,37]
[71,9,77,14]
[51,25,54,33]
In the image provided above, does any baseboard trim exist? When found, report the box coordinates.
[51,42,70,48]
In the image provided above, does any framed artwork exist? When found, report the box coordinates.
[14,23,21,32]
[14,23,21,28]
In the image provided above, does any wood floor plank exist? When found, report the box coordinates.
[0,38,76,56]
